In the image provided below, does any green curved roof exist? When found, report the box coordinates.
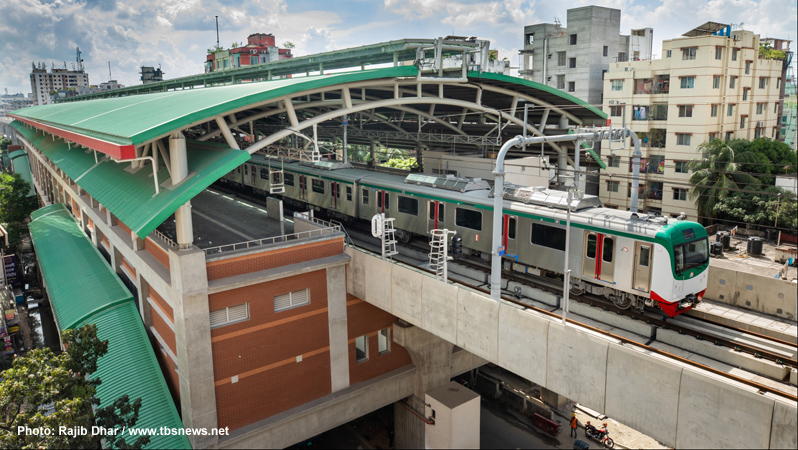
[10,66,606,149]
[28,204,190,449]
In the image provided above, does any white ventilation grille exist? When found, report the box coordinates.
[274,289,310,312]
[209,303,249,328]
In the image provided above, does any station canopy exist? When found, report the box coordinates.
[10,60,606,239]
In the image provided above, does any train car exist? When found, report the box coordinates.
[222,162,708,317]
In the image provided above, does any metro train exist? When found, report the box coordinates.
[219,154,709,317]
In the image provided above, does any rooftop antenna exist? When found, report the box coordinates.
[75,47,84,71]
[215,15,220,49]
[554,17,564,36]
[108,61,112,80]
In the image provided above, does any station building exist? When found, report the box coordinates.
[8,42,608,447]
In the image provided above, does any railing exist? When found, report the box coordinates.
[150,229,179,249]
[203,220,341,255]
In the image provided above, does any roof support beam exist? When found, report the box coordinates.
[215,115,240,150]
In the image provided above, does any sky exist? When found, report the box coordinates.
[0,0,796,96]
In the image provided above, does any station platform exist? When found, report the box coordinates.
[686,299,798,344]
[155,189,292,250]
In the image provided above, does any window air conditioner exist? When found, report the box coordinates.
[624,66,633,71]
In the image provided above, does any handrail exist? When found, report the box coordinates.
[150,229,179,249]
[203,225,341,255]
[328,219,357,248]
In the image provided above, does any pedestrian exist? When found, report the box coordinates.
[570,413,579,438]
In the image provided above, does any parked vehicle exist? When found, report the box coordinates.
[585,421,614,448]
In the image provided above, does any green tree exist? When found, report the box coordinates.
[714,187,797,231]
[0,173,39,251]
[728,138,797,185]
[282,41,295,49]
[0,137,11,151]
[688,139,759,222]
[759,42,787,60]
[0,324,149,449]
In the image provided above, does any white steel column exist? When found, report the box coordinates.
[170,132,193,249]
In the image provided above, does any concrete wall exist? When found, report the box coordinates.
[706,264,797,321]
[346,247,798,449]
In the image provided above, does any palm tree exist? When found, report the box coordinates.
[688,139,759,222]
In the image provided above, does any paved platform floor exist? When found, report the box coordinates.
[687,299,798,344]
[156,189,293,250]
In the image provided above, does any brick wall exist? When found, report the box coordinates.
[153,343,181,407]
[144,237,171,270]
[117,218,132,236]
[210,270,332,430]
[206,239,343,281]
[346,295,412,385]
[149,288,174,322]
[151,306,176,355]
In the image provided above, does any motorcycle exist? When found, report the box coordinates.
[584,421,615,448]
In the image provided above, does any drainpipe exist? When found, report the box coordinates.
[343,115,348,164]
[628,129,642,214]
[542,38,548,85]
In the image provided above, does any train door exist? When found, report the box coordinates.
[582,231,616,283]
[331,182,339,209]
[427,200,444,233]
[299,175,307,200]
[633,243,652,292]
[376,190,390,214]
[250,165,257,186]
[502,215,517,256]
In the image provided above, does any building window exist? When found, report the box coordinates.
[569,57,576,69]
[666,50,672,58]
[754,128,762,139]
[568,81,575,92]
[711,104,719,117]
[603,46,609,57]
[274,289,310,312]
[209,303,249,328]
[732,48,738,61]
[673,188,687,201]
[759,77,768,89]
[729,77,736,89]
[557,51,566,66]
[362,188,369,204]
[728,104,735,116]
[610,106,623,117]
[713,75,721,89]
[776,78,781,89]
[709,132,718,140]
[756,103,764,114]
[682,47,697,60]
[455,208,482,231]
[556,75,565,90]
[608,156,620,168]
[678,105,693,118]
[606,180,619,193]
[397,196,419,215]
[680,76,695,89]
[355,335,369,363]
[526,33,534,45]
[617,52,627,62]
[611,80,623,91]
[742,88,749,101]
[378,328,391,354]
[676,133,691,145]
[725,131,733,141]
[531,223,566,251]
[715,47,723,60]
[570,34,577,45]
[740,116,746,128]
[675,160,689,173]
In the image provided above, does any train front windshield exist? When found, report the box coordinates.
[673,238,709,274]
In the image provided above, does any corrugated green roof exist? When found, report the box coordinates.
[10,66,606,148]
[28,204,190,449]
[10,66,417,147]
[86,302,191,450]
[13,122,249,238]
[8,150,26,160]
[9,153,36,197]
[29,204,133,330]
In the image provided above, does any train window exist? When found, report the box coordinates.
[362,189,369,204]
[284,173,294,186]
[377,192,390,209]
[639,246,650,266]
[346,186,352,201]
[505,217,516,239]
[312,179,325,194]
[585,234,597,258]
[428,203,444,220]
[602,237,614,262]
[398,196,418,215]
[244,165,249,175]
[455,208,482,231]
[260,168,270,180]
[532,223,566,251]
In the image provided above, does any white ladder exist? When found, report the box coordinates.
[381,217,398,260]
[269,158,285,194]
[428,229,455,281]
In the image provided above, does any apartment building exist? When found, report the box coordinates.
[521,6,653,106]
[30,62,90,105]
[599,24,787,220]
[206,33,293,73]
